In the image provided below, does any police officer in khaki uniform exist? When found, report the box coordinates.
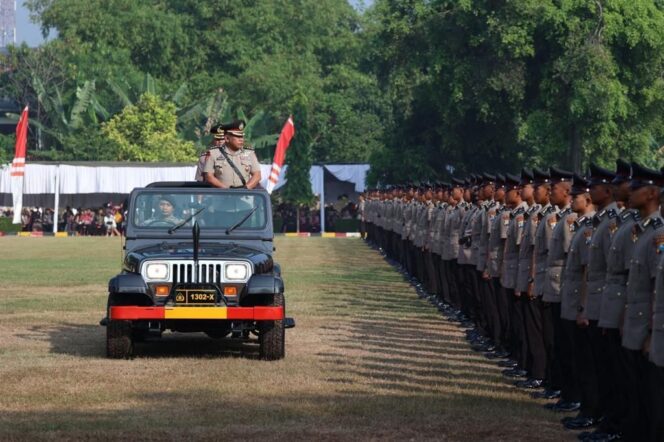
[203,120,262,189]
[196,126,226,182]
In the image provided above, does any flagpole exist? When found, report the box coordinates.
[53,165,60,233]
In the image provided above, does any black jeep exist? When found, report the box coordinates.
[103,182,293,360]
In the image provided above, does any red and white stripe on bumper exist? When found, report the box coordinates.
[110,306,284,321]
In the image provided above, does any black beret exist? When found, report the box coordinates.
[520,168,534,186]
[589,162,616,187]
[630,162,664,189]
[505,173,521,189]
[570,174,591,196]
[549,166,573,183]
[612,159,631,185]
[533,167,551,186]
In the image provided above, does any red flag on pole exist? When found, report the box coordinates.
[11,106,28,224]
[265,116,295,194]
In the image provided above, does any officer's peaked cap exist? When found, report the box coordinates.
[630,162,664,189]
[589,162,615,187]
[549,166,573,184]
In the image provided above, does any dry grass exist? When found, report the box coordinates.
[0,237,574,441]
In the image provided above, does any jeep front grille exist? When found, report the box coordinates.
[172,262,223,284]
[141,259,252,284]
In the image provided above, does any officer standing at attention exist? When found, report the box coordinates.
[203,120,262,189]
[195,125,225,182]
[620,163,664,442]
[559,174,598,431]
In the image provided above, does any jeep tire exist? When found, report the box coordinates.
[107,320,133,359]
[258,292,285,361]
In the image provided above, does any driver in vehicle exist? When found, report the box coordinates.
[143,196,182,226]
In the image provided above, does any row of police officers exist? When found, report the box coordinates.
[364,162,664,442]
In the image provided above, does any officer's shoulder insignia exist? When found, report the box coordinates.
[607,209,617,219]
[652,218,664,229]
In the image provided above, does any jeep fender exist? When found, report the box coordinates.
[246,274,284,295]
[108,274,152,307]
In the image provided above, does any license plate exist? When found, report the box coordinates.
[174,288,217,305]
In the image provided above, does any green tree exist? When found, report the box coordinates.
[101,93,196,162]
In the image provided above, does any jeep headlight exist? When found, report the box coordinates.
[145,263,169,280]
[225,263,249,281]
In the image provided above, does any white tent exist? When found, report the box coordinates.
[0,161,369,232]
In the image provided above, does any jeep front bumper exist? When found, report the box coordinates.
[110,306,284,321]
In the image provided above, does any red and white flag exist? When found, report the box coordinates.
[11,106,28,224]
[265,116,295,194]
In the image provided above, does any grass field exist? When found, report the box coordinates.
[0,237,573,441]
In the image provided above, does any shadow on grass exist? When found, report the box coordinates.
[21,323,261,360]
[0,389,565,441]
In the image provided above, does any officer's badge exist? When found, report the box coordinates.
[502,213,510,226]
[517,214,525,229]
[548,216,557,229]
[584,229,593,244]
[608,221,618,237]
[654,234,664,254]
[631,225,639,243]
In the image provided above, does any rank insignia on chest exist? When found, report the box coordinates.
[608,221,618,236]
[631,225,639,243]
[502,214,510,226]
[655,234,664,254]
[548,217,557,229]
[569,223,576,233]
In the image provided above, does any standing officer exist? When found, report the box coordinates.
[523,167,556,394]
[501,172,530,378]
[648,187,664,441]
[196,125,225,182]
[542,166,581,413]
[484,174,508,357]
[620,163,664,442]
[573,163,619,437]
[559,175,598,430]
[591,160,636,442]
[203,120,262,189]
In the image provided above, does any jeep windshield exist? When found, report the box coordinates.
[131,190,268,231]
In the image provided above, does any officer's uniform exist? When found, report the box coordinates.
[560,175,598,426]
[501,173,529,370]
[203,120,260,188]
[196,125,226,182]
[542,167,580,408]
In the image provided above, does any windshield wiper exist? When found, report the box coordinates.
[168,206,206,234]
[226,206,259,235]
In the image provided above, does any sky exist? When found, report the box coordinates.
[15,0,49,47]
[14,0,370,47]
